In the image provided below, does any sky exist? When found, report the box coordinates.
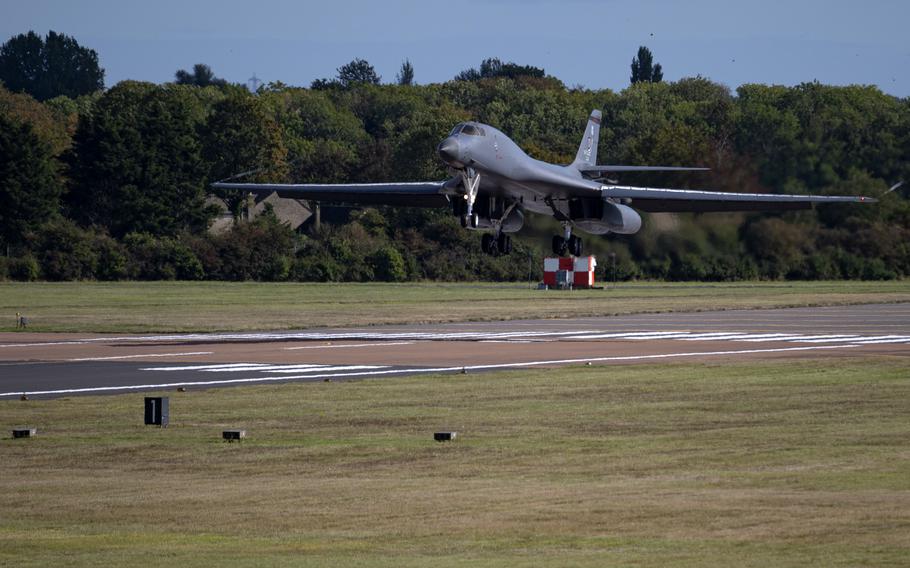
[3,0,909,97]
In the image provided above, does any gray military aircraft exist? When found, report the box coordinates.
[213,110,874,257]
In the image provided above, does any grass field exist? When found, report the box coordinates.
[2,280,909,333]
[1,357,908,567]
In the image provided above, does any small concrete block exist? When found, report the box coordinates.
[12,427,37,438]
[434,431,457,442]
[223,429,246,442]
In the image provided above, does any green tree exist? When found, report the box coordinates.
[214,207,295,280]
[455,58,546,81]
[369,245,407,281]
[630,46,663,84]
[0,84,73,154]
[174,63,227,87]
[67,81,215,237]
[202,93,288,214]
[0,114,62,247]
[396,59,415,86]
[337,58,381,87]
[0,30,104,101]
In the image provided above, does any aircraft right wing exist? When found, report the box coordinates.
[210,180,455,208]
[602,185,876,212]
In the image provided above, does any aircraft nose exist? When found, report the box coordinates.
[437,136,462,166]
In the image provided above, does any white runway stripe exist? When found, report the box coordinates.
[737,334,861,343]
[1,344,861,398]
[260,365,386,374]
[140,363,280,372]
[849,337,910,345]
[568,331,692,340]
[66,351,213,362]
[284,342,414,350]
[140,363,386,374]
[801,335,905,344]
[0,341,91,348]
[679,333,795,341]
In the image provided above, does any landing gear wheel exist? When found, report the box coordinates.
[497,233,512,255]
[481,233,495,255]
[461,212,480,229]
[552,235,567,257]
[568,235,583,257]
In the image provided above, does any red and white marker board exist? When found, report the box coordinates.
[543,256,596,288]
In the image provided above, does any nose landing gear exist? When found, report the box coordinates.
[552,223,582,257]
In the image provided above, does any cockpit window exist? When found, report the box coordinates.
[449,123,486,136]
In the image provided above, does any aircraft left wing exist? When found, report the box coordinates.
[602,185,875,212]
[210,181,454,207]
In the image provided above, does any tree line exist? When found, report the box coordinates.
[1,31,908,282]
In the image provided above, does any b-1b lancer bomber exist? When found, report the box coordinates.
[213,110,874,257]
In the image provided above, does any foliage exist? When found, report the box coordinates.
[396,59,415,86]
[0,85,74,153]
[174,63,227,87]
[210,208,295,281]
[0,113,62,247]
[0,30,103,101]
[202,92,289,214]
[455,58,547,81]
[66,81,216,238]
[313,58,381,90]
[630,46,663,84]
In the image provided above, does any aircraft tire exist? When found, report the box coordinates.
[552,236,566,256]
[497,233,512,255]
[481,233,495,255]
[569,236,583,257]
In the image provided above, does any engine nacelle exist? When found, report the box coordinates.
[572,200,642,235]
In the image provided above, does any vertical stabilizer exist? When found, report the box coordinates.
[571,109,601,168]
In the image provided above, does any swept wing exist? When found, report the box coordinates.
[210,181,454,208]
[603,185,875,212]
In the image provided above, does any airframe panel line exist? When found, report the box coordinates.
[1,343,859,398]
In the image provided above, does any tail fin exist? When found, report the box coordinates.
[571,109,601,169]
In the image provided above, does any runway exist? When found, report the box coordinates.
[2,303,908,399]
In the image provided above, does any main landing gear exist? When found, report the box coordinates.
[552,223,582,257]
[481,232,512,255]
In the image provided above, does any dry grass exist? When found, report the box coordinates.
[1,280,909,332]
[1,357,908,566]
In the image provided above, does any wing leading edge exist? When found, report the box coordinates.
[602,185,876,213]
[210,181,453,208]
